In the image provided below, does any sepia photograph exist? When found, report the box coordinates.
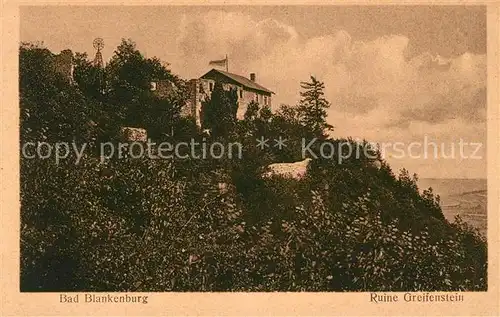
[17,5,489,293]
[1,3,499,315]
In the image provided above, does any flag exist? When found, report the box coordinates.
[209,57,227,67]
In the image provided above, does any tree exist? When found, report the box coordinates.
[244,100,259,122]
[297,76,333,137]
[200,81,238,138]
[104,39,185,136]
[267,104,309,161]
[259,104,272,123]
[19,43,100,143]
[106,39,179,94]
[142,93,187,141]
[73,52,106,100]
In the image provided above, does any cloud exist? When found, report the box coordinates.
[171,11,486,178]
[175,11,299,79]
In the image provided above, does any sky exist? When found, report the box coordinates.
[20,6,487,179]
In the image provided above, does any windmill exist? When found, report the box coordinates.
[92,38,105,94]
[93,37,105,68]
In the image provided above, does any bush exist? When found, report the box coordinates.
[21,150,487,291]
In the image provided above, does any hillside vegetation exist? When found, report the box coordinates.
[20,40,487,292]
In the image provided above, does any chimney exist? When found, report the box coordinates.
[250,73,256,82]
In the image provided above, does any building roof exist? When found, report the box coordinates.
[201,68,274,94]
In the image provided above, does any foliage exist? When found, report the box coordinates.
[73,52,106,99]
[200,81,238,138]
[19,43,103,144]
[20,152,487,291]
[243,100,260,122]
[103,39,186,134]
[297,76,333,137]
[20,41,487,292]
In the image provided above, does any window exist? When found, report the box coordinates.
[264,96,267,105]
[198,84,203,93]
[255,93,259,103]
[209,82,214,92]
[240,89,243,99]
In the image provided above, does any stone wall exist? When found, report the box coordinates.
[53,49,74,84]
[120,127,148,142]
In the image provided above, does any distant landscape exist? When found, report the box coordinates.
[418,178,487,236]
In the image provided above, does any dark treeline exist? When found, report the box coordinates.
[20,39,486,292]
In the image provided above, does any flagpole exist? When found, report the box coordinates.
[226,54,228,72]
